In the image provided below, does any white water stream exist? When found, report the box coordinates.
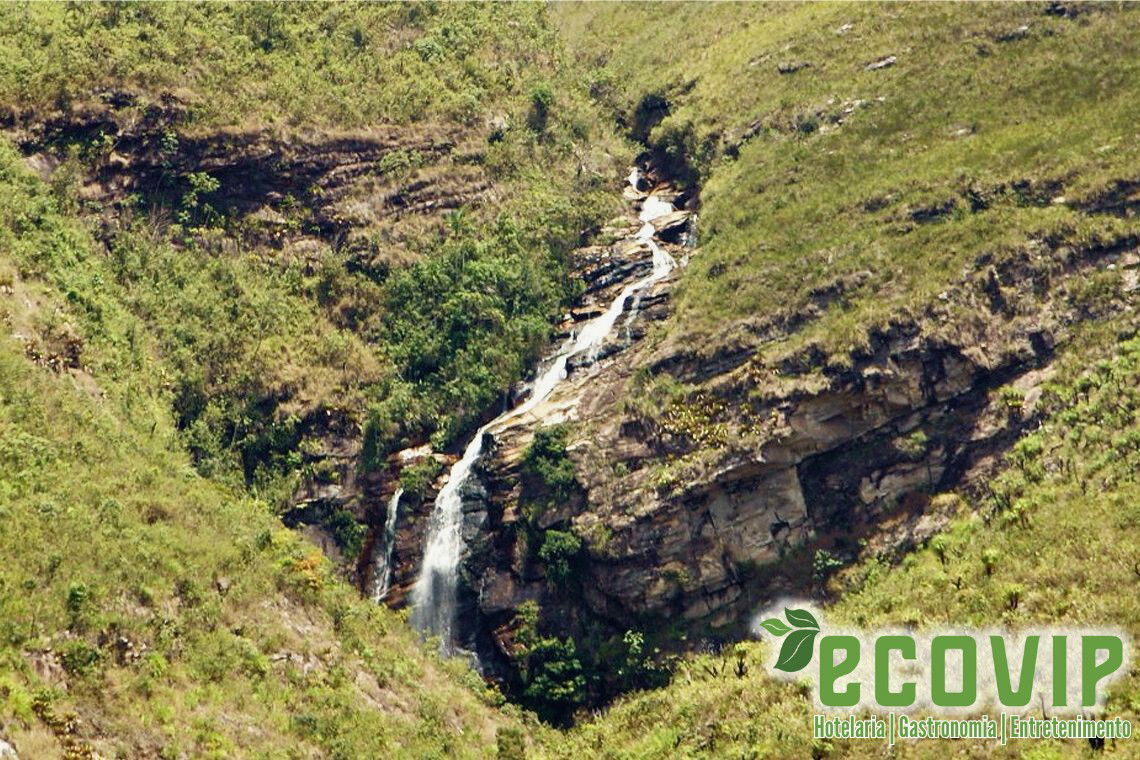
[370,487,403,602]
[409,170,677,652]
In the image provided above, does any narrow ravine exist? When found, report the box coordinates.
[409,168,680,653]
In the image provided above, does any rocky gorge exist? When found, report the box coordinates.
[17,0,1133,722]
[291,142,1140,706]
[7,4,1140,755]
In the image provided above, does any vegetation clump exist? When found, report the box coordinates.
[520,424,580,517]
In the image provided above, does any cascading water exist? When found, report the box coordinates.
[624,193,679,342]
[409,169,678,653]
[370,487,403,602]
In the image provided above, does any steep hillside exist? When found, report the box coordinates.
[1,1,628,503]
[557,1,1139,358]
[5,1,1140,757]
[399,0,1140,731]
[472,0,1140,751]
[0,142,533,757]
[0,3,613,756]
[524,0,1140,623]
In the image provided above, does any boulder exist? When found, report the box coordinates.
[650,210,691,242]
[777,61,811,74]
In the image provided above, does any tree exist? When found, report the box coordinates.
[513,601,587,723]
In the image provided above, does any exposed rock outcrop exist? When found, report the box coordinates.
[284,149,1138,701]
[7,91,495,267]
[449,222,1139,667]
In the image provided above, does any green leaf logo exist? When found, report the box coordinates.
[775,629,818,672]
[759,618,791,636]
[784,608,819,630]
[760,607,821,673]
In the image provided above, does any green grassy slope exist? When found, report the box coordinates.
[1,1,631,501]
[0,143,544,757]
[556,2,1140,363]
[536,3,1140,757]
[0,3,614,756]
[5,2,1140,756]
[2,2,578,130]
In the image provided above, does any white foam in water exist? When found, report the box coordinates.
[370,487,403,602]
[409,169,678,655]
[639,194,674,226]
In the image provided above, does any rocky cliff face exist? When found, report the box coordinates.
[395,191,1140,677]
[275,144,1140,704]
[8,90,495,270]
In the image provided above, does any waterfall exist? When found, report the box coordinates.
[370,487,403,602]
[624,195,679,342]
[409,169,679,653]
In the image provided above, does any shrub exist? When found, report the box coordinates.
[360,402,400,472]
[65,582,93,630]
[65,582,90,617]
[812,549,844,584]
[177,171,222,228]
[287,549,327,595]
[58,640,102,675]
[324,509,366,557]
[538,529,581,585]
[997,385,1026,411]
[930,535,949,565]
[896,430,929,460]
[615,629,669,692]
[1004,583,1024,611]
[527,81,554,133]
[378,214,566,449]
[376,149,424,179]
[522,636,586,722]
[520,425,579,516]
[981,548,1000,577]
[513,600,587,723]
[399,457,444,496]
[496,726,526,760]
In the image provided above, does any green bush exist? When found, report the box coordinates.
[399,457,444,496]
[520,424,579,517]
[324,509,366,558]
[0,1,626,753]
[614,629,669,693]
[812,549,844,585]
[538,529,581,585]
[58,640,102,676]
[65,582,91,617]
[513,600,587,723]
[496,726,527,760]
[896,429,929,460]
[528,81,555,133]
[376,149,425,179]
[523,635,586,721]
[379,215,566,449]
